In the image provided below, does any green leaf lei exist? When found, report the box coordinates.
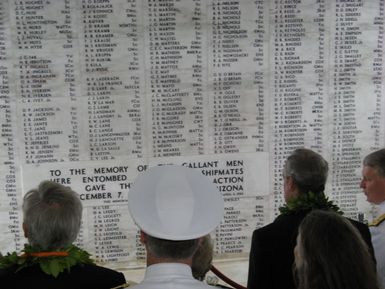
[0,244,94,278]
[279,191,343,215]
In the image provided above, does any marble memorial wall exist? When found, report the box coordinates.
[0,0,384,268]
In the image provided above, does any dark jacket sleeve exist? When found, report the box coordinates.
[247,230,270,289]
[350,219,376,265]
[0,264,127,289]
[247,215,302,289]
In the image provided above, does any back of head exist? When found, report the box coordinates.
[295,210,378,289]
[23,181,83,250]
[363,148,385,177]
[284,148,328,194]
[145,235,200,262]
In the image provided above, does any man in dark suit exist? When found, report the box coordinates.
[247,148,375,289]
[0,180,126,289]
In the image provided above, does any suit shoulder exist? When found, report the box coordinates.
[78,263,125,276]
[346,218,370,233]
[72,264,126,284]
[348,218,367,226]
[252,214,304,241]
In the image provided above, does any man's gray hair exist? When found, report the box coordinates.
[363,148,385,177]
[22,180,83,250]
[283,148,328,194]
[145,234,200,260]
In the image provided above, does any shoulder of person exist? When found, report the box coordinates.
[110,281,137,289]
[347,217,368,226]
[214,284,234,289]
[90,263,125,275]
[369,213,385,227]
[71,263,126,282]
[272,212,306,230]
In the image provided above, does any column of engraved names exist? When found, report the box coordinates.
[146,0,204,157]
[330,1,364,218]
[210,1,249,154]
[0,0,22,251]
[78,164,131,263]
[81,0,144,160]
[82,1,120,161]
[271,1,303,213]
[309,0,327,152]
[89,205,129,263]
[252,0,267,153]
[368,1,384,151]
[271,2,327,214]
[188,0,205,154]
[12,1,81,164]
[63,0,81,162]
[202,161,247,254]
[125,0,144,158]
[14,2,56,164]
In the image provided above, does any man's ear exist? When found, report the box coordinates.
[284,175,299,202]
[22,222,28,238]
[140,230,147,245]
[286,176,295,191]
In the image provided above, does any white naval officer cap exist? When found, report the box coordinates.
[128,164,224,241]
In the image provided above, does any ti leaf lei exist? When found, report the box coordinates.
[279,191,343,215]
[0,244,94,278]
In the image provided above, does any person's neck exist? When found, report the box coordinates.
[279,191,342,215]
[147,254,192,267]
[377,200,385,213]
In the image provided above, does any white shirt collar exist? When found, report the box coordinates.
[377,200,385,215]
[144,263,193,280]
